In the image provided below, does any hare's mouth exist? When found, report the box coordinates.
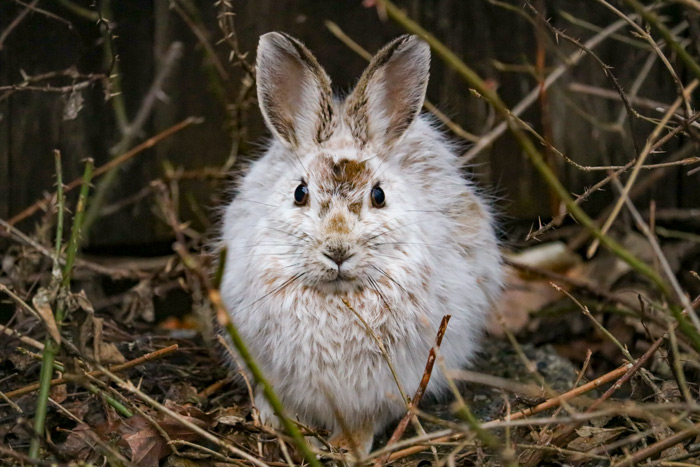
[316,264,360,289]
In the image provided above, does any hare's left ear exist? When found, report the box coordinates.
[345,35,430,147]
[256,32,335,148]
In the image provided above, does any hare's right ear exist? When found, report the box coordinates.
[345,35,430,148]
[256,32,335,148]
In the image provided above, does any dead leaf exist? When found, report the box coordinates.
[77,311,125,364]
[32,288,60,344]
[116,405,212,467]
[164,382,198,405]
[215,406,248,427]
[68,289,95,314]
[8,349,36,371]
[56,424,101,462]
[121,416,172,467]
[490,266,562,335]
[97,341,126,364]
[492,243,583,335]
[165,456,203,467]
[50,381,68,404]
[122,280,155,323]
[568,426,625,451]
[510,241,580,273]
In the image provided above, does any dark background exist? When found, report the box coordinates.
[1,0,697,251]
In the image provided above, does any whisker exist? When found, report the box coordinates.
[224,242,306,250]
[234,198,281,208]
[241,272,307,312]
[370,265,410,295]
[367,277,394,314]
[370,241,454,250]
[227,252,304,261]
[361,219,430,245]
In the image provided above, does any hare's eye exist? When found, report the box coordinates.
[294,183,309,206]
[371,185,385,208]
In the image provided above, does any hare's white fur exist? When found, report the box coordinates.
[220,32,502,452]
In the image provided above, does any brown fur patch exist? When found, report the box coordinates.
[319,200,330,217]
[313,156,371,218]
[327,213,350,234]
[332,159,368,184]
[317,157,371,199]
[348,202,362,215]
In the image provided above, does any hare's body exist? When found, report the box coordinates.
[221,33,502,453]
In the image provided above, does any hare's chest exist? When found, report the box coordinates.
[254,288,411,360]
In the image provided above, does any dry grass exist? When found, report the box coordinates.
[1,0,700,465]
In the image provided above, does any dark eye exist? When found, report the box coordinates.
[371,185,385,208]
[294,183,309,206]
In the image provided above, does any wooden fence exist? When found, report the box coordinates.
[1,0,697,248]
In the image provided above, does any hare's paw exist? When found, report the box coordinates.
[253,393,282,429]
[328,423,375,458]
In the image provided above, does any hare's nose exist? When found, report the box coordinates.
[323,246,353,266]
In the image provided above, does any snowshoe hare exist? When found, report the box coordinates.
[220,32,503,455]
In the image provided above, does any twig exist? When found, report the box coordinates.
[97,366,270,467]
[526,0,642,158]
[82,41,186,238]
[550,331,668,450]
[55,0,99,21]
[324,20,480,144]
[0,323,44,350]
[0,218,150,279]
[612,176,700,346]
[490,364,630,423]
[373,315,450,467]
[613,421,700,467]
[667,324,693,404]
[569,82,699,123]
[624,0,700,81]
[171,2,228,80]
[49,397,134,463]
[375,0,673,306]
[437,348,505,456]
[5,344,179,399]
[567,141,700,251]
[588,80,698,258]
[461,10,640,161]
[0,0,40,50]
[52,150,64,279]
[9,0,74,27]
[7,117,200,227]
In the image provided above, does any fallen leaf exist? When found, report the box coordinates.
[77,311,125,364]
[491,243,583,335]
[215,406,248,427]
[32,288,60,344]
[121,280,156,323]
[116,405,212,467]
[68,289,95,313]
[164,382,198,405]
[490,266,562,335]
[568,426,625,451]
[56,424,101,462]
[50,381,68,404]
[121,416,172,467]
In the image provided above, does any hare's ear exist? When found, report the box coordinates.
[256,32,335,148]
[345,35,430,147]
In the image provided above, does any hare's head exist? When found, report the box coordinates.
[250,33,460,295]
